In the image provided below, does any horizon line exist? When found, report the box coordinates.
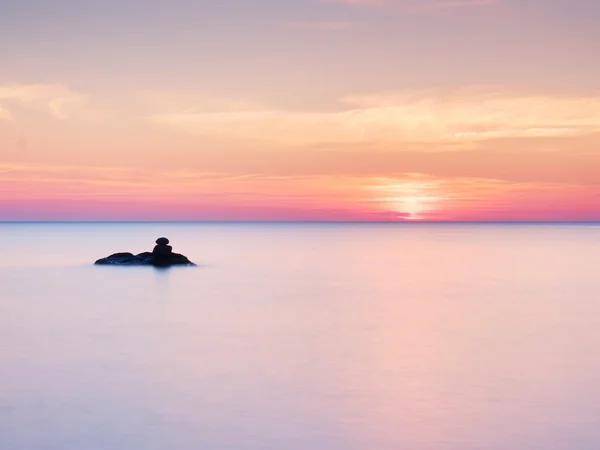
[1,220,599,225]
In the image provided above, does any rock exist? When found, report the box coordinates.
[95,252,144,265]
[153,236,173,257]
[155,237,170,246]
[94,252,195,266]
[94,238,195,267]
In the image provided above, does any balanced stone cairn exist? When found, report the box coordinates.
[153,237,173,257]
[94,236,195,266]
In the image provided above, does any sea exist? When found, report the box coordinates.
[1,222,600,450]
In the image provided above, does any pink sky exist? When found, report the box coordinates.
[1,0,599,221]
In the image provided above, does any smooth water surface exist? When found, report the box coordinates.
[2,223,600,450]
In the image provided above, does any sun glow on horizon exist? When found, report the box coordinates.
[369,178,445,221]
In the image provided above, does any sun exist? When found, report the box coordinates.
[383,194,440,220]
[369,178,444,220]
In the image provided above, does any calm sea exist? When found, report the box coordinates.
[1,222,600,450]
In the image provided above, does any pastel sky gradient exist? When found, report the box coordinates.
[1,0,599,220]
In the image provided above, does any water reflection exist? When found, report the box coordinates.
[1,223,600,450]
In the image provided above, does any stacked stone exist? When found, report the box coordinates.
[152,237,173,257]
[94,236,195,266]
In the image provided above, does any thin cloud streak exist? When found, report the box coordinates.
[149,87,600,147]
[0,105,11,120]
[0,84,94,120]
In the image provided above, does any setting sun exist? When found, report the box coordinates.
[368,178,445,220]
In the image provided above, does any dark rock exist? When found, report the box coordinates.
[94,251,195,266]
[95,238,195,266]
[153,244,172,256]
[155,237,170,245]
[95,252,142,265]
[152,236,174,259]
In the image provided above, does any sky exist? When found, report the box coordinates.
[1,0,599,221]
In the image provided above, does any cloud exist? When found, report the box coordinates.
[0,163,369,218]
[0,84,93,120]
[324,0,496,13]
[282,20,360,31]
[137,90,265,115]
[149,87,600,147]
[0,163,315,193]
[0,105,11,120]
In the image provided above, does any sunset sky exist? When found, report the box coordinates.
[1,0,599,221]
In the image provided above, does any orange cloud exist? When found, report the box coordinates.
[0,84,95,120]
[0,106,10,120]
[149,87,600,147]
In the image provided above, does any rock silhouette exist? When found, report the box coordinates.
[95,237,195,267]
[152,237,173,258]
